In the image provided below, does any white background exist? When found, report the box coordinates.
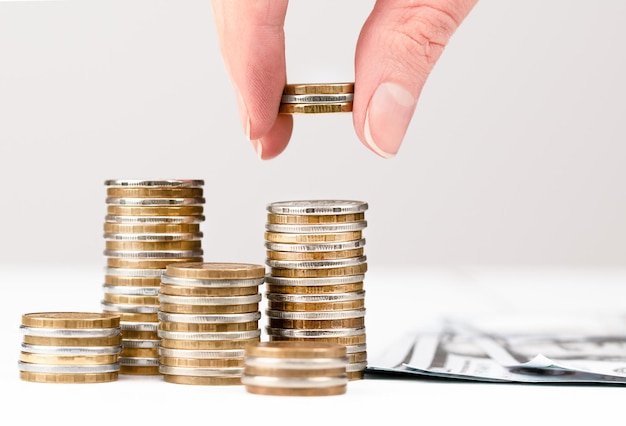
[0,0,624,269]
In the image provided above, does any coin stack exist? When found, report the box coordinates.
[263,200,369,380]
[242,341,348,396]
[157,262,266,385]
[279,83,354,114]
[18,312,122,384]
[102,179,205,375]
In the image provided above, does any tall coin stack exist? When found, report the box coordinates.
[18,312,122,384]
[102,179,205,375]
[263,200,369,380]
[157,262,265,385]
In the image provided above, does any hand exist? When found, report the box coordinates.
[211,0,478,160]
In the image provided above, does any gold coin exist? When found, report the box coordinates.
[120,347,159,358]
[105,240,202,251]
[121,329,160,340]
[22,335,122,347]
[244,384,346,396]
[269,335,367,346]
[349,351,368,363]
[19,353,119,365]
[269,264,367,278]
[107,187,203,198]
[160,357,245,368]
[266,282,364,294]
[162,374,242,386]
[21,312,121,329]
[160,337,260,350]
[107,257,203,269]
[268,299,365,312]
[104,222,201,234]
[109,312,159,322]
[264,231,361,244]
[119,365,160,375]
[347,370,364,381]
[267,318,365,330]
[279,103,352,114]
[159,284,259,297]
[283,83,354,95]
[103,294,159,305]
[104,275,162,287]
[165,262,266,280]
[158,303,259,315]
[159,321,259,333]
[266,248,364,261]
[245,340,346,359]
[106,205,204,216]
[20,371,119,384]
[267,212,364,225]
[243,366,346,378]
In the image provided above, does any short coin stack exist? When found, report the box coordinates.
[264,200,369,380]
[157,262,265,385]
[102,179,205,375]
[18,312,122,384]
[279,83,354,114]
[242,341,348,396]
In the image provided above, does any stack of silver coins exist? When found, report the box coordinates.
[242,341,349,396]
[102,179,205,375]
[263,200,368,380]
[18,312,122,384]
[157,262,265,385]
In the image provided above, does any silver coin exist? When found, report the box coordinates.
[119,357,160,366]
[105,215,205,224]
[264,239,366,253]
[161,275,264,288]
[103,232,203,241]
[346,361,368,372]
[265,308,365,320]
[266,200,368,215]
[264,274,365,286]
[101,301,159,313]
[106,197,205,206]
[103,284,160,296]
[158,311,261,324]
[104,267,165,277]
[104,179,204,187]
[265,291,365,303]
[19,325,121,338]
[158,293,261,306]
[119,322,159,331]
[18,361,120,374]
[280,93,354,104]
[158,348,246,359]
[122,339,160,349]
[103,249,203,259]
[21,343,122,355]
[244,356,348,370]
[157,329,261,341]
[266,256,367,270]
[158,365,244,377]
[241,375,347,389]
[265,327,366,338]
[345,343,367,354]
[265,221,367,234]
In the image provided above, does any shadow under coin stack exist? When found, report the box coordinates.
[157,262,265,385]
[18,312,122,384]
[242,341,349,396]
[102,179,205,375]
[263,200,369,381]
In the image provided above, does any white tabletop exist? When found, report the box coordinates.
[2,264,625,424]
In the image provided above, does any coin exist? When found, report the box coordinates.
[108,312,158,323]
[269,264,367,278]
[120,347,160,358]
[105,240,202,251]
[22,335,122,347]
[107,257,203,269]
[269,334,367,346]
[119,365,160,375]
[265,239,366,253]
[21,312,121,329]
[103,294,159,305]
[106,187,204,198]
[19,353,119,365]
[264,274,365,287]
[165,262,266,280]
[18,361,120,374]
[282,83,354,95]
[266,282,364,295]
[104,222,201,234]
[243,366,347,378]
[104,179,204,188]
[159,284,259,297]
[265,309,366,320]
[160,357,245,368]
[267,300,365,312]
[103,284,160,296]
[121,330,160,340]
[266,291,365,303]
[160,337,260,350]
[243,383,346,396]
[104,267,165,278]
[101,301,159,314]
[265,221,367,234]
[267,212,365,224]
[20,326,121,339]
[20,343,122,355]
[267,318,365,330]
[267,200,368,215]
[161,275,264,288]
[245,341,346,359]
[280,93,354,104]
[162,375,242,386]
[279,103,353,114]
[157,311,261,324]
[158,348,246,359]
[265,327,366,339]
[264,231,362,244]
[158,293,262,306]
[103,232,203,242]
[19,371,119,384]
[107,205,204,216]
[105,215,205,224]
[103,249,204,259]
[157,329,261,341]
[119,356,160,367]
[158,321,259,333]
[158,365,243,377]
[158,303,259,315]
[105,197,205,206]
[266,256,367,270]
[266,248,364,261]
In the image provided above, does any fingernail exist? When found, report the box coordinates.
[236,88,251,140]
[364,82,416,158]
[252,139,263,159]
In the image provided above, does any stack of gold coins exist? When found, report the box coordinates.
[157,262,265,385]
[102,179,205,375]
[18,312,122,384]
[264,200,368,380]
[279,83,354,114]
[242,341,348,396]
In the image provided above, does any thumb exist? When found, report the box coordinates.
[353,0,477,158]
